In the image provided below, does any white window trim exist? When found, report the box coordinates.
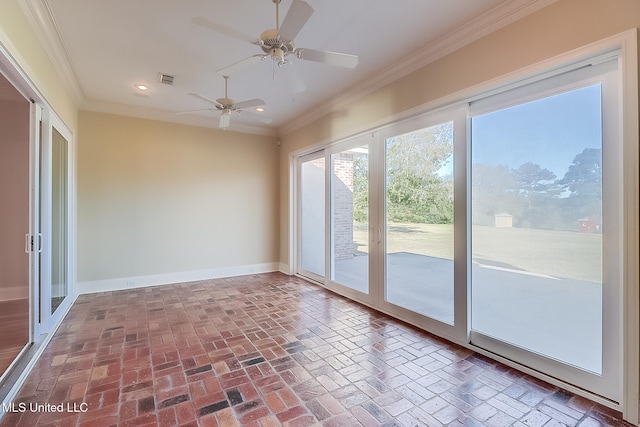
[618,30,640,427]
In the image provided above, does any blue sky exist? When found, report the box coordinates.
[471,83,602,179]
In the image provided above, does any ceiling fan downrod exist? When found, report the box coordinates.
[273,0,281,35]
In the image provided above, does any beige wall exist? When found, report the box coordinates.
[2,0,284,287]
[277,0,640,267]
[77,111,280,283]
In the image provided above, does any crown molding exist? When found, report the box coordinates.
[18,0,84,106]
[278,0,559,137]
[80,98,279,137]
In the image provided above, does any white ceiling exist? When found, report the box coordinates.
[21,0,551,135]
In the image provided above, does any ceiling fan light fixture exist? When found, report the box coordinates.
[271,48,285,63]
[219,109,231,129]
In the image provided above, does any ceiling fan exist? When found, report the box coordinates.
[193,0,359,76]
[177,75,270,129]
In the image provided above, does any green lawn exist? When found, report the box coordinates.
[353,222,601,283]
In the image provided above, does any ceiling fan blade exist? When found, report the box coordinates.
[175,108,216,115]
[219,111,231,129]
[192,16,256,44]
[217,55,266,76]
[279,0,314,41]
[297,48,359,68]
[234,98,266,110]
[189,93,222,107]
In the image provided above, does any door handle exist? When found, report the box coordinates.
[24,234,43,253]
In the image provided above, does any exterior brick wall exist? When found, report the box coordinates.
[332,153,354,260]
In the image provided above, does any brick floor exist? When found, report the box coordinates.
[0,272,631,426]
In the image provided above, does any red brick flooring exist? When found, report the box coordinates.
[0,273,631,426]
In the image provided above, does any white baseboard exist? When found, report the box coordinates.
[74,262,280,296]
[0,285,29,301]
[278,263,292,275]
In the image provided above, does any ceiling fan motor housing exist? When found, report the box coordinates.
[216,98,235,109]
[259,29,295,54]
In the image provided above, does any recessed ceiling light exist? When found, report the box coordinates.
[135,84,149,91]
[256,107,265,112]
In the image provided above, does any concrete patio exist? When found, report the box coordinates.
[334,252,602,374]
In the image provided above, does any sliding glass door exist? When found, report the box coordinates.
[469,58,621,400]
[40,116,73,328]
[383,121,456,324]
[330,143,370,296]
[471,85,604,372]
[0,69,73,385]
[295,51,624,403]
[50,126,70,317]
[297,113,465,331]
[299,152,325,281]
[298,137,374,301]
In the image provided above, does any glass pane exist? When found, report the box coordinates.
[331,146,369,293]
[51,128,68,315]
[0,74,31,376]
[471,84,603,373]
[300,157,325,277]
[384,122,455,323]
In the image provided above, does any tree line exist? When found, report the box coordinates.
[351,121,601,232]
[473,148,601,231]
